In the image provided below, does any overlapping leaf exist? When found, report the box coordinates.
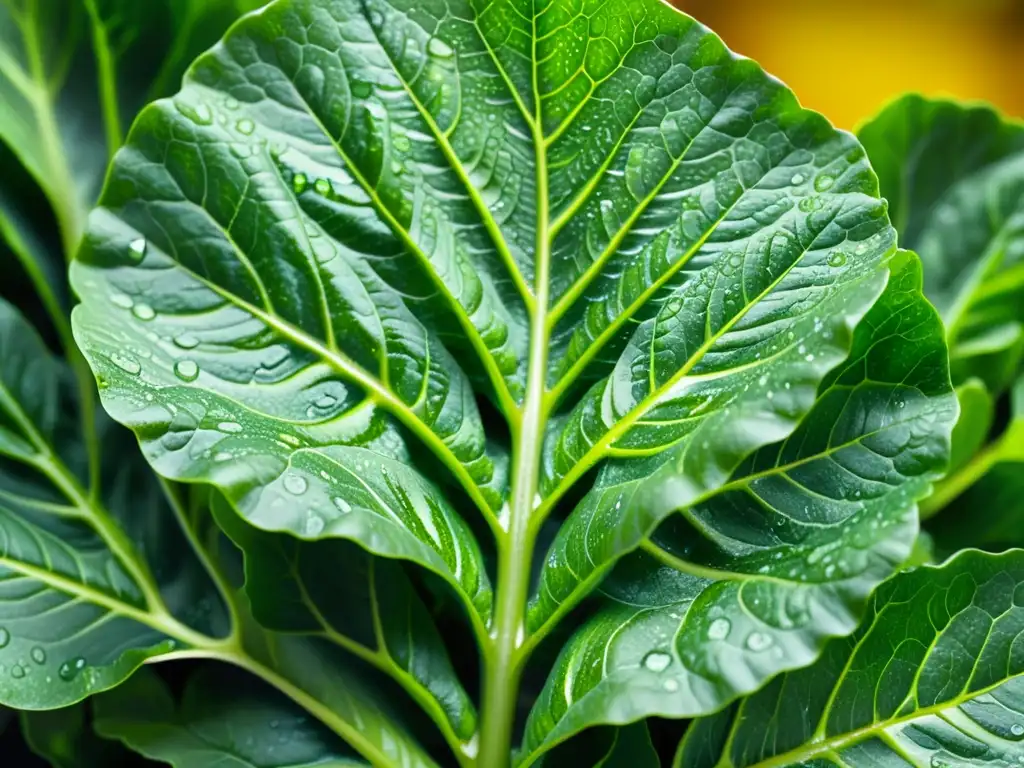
[859,95,1024,394]
[520,253,956,760]
[95,666,365,767]
[677,549,1024,768]
[213,494,479,747]
[65,0,957,763]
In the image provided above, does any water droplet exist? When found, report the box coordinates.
[1011,724,1024,737]
[746,632,774,652]
[790,173,805,185]
[283,474,308,495]
[368,10,384,26]
[392,134,411,153]
[173,333,199,349]
[11,665,24,679]
[176,101,213,126]
[236,118,255,135]
[128,238,147,261]
[174,360,199,382]
[30,647,45,665]
[333,497,352,514]
[293,173,308,194]
[214,451,233,462]
[314,395,337,409]
[110,293,134,309]
[310,177,330,197]
[827,251,847,268]
[706,617,731,640]
[132,303,156,321]
[58,657,86,682]
[0,628,9,648]
[814,174,835,192]
[931,756,950,768]
[798,196,823,212]
[110,352,141,376]
[305,514,325,536]
[225,97,240,110]
[428,37,454,58]
[642,651,672,672]
[218,421,243,434]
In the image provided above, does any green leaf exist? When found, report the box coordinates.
[21,704,136,768]
[947,378,994,479]
[0,0,261,257]
[674,549,1024,768]
[212,493,479,747]
[926,376,1024,550]
[67,0,956,763]
[858,95,1024,394]
[94,666,365,767]
[594,723,660,768]
[520,252,955,760]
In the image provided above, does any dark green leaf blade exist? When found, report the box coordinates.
[21,704,141,768]
[676,549,1024,768]
[521,252,956,760]
[858,95,1024,393]
[213,494,479,746]
[94,666,365,768]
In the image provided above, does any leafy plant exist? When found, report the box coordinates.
[9,1,1014,767]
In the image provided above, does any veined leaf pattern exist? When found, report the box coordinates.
[677,550,1024,768]
[66,0,957,764]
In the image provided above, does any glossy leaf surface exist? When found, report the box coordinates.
[67,0,956,763]
[676,549,1024,768]
[859,96,1024,394]
[521,252,956,760]
[95,666,364,767]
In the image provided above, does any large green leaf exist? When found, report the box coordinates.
[94,666,365,767]
[520,252,955,760]
[21,704,143,767]
[858,95,1024,395]
[0,0,264,257]
[675,549,1024,768]
[213,493,479,749]
[68,0,955,763]
[0,296,205,709]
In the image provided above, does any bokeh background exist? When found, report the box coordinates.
[677,0,1024,130]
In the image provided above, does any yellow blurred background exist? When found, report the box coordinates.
[676,0,1024,129]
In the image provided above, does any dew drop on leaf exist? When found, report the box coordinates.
[293,173,308,194]
[132,303,156,321]
[333,497,353,514]
[305,513,325,536]
[814,174,835,192]
[283,474,308,495]
[236,118,255,135]
[217,421,243,434]
[0,628,9,648]
[745,632,774,652]
[642,651,672,672]
[662,678,679,692]
[707,618,731,640]
[174,360,199,382]
[11,665,24,679]
[110,293,134,309]
[128,238,147,261]
[790,173,805,185]
[314,177,332,195]
[427,37,454,58]
[30,647,45,665]
[828,251,847,268]
[173,333,199,349]
[58,657,86,682]
[110,352,142,376]
[1012,724,1024,737]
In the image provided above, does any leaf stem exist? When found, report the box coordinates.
[82,0,123,158]
[477,51,552,765]
[918,433,1008,519]
[159,479,241,639]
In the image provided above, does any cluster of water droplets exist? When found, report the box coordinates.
[0,628,89,684]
